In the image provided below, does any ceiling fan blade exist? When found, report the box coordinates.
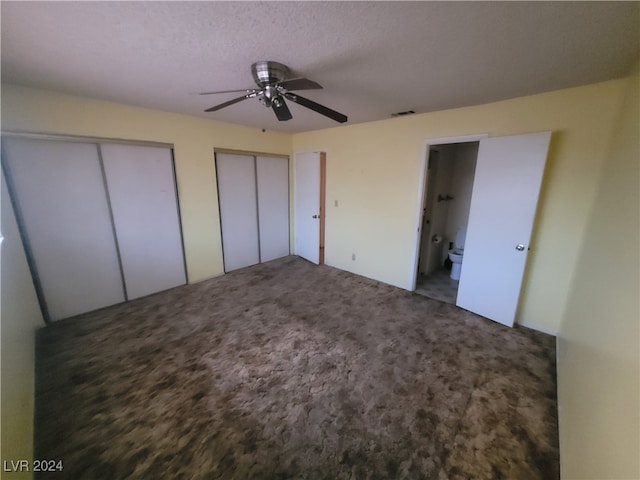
[284,93,347,123]
[278,78,323,91]
[204,92,256,112]
[199,88,258,95]
[272,97,293,121]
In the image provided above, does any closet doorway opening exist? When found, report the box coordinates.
[415,141,479,304]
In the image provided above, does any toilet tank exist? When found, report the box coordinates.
[454,226,467,249]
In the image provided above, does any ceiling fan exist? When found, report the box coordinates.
[200,61,348,123]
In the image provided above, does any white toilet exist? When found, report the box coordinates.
[448,227,467,281]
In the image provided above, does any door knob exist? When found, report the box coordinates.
[516,244,525,251]
[312,214,318,219]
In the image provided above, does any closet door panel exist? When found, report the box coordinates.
[101,144,186,300]
[256,156,290,262]
[3,138,125,321]
[216,153,260,271]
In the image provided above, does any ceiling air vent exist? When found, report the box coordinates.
[391,110,416,118]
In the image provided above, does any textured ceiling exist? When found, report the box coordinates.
[1,1,638,133]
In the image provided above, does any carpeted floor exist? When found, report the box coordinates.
[35,256,559,479]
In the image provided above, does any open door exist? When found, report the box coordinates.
[294,151,325,264]
[456,132,551,327]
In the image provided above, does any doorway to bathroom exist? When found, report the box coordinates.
[411,131,551,327]
[415,141,479,304]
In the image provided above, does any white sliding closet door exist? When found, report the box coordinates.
[256,156,290,262]
[101,144,186,300]
[3,138,125,321]
[216,153,260,271]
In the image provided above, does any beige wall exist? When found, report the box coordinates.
[557,71,639,479]
[1,174,43,480]
[1,84,293,283]
[293,79,627,334]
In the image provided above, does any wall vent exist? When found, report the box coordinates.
[391,110,416,117]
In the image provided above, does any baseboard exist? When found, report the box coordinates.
[516,320,558,337]
[187,271,225,285]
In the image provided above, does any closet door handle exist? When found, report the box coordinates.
[312,214,319,219]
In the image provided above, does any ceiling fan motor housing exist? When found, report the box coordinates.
[252,61,290,87]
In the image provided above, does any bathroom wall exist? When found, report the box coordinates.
[418,150,440,274]
[419,142,476,276]
[443,143,478,244]
[429,151,453,270]
[428,142,478,267]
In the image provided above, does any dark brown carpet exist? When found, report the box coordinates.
[35,256,559,479]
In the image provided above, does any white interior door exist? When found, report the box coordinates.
[101,144,186,300]
[456,132,551,327]
[216,153,260,271]
[3,138,125,321]
[256,155,290,262]
[294,152,320,264]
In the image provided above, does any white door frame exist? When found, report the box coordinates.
[408,134,488,291]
